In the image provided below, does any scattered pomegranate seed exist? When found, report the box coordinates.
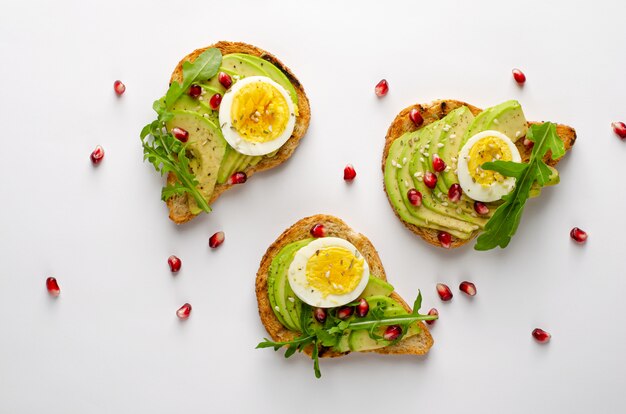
[448,184,462,203]
[355,298,369,317]
[611,121,626,139]
[168,255,182,273]
[424,171,437,189]
[228,171,247,185]
[407,188,422,207]
[474,201,489,215]
[459,281,477,296]
[209,93,222,109]
[409,108,424,127]
[171,127,189,143]
[437,231,452,249]
[113,80,126,96]
[218,72,232,89]
[570,227,588,243]
[46,277,60,297]
[336,306,354,320]
[436,283,453,301]
[374,79,389,97]
[343,164,357,181]
[313,307,327,323]
[512,68,526,85]
[383,325,402,341]
[209,231,225,248]
[90,145,105,164]
[425,308,438,325]
[432,154,446,172]
[188,84,202,98]
[532,328,551,343]
[523,137,534,148]
[310,224,326,238]
[176,303,192,320]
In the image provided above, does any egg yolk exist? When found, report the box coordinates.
[305,247,364,298]
[230,82,290,143]
[468,136,513,186]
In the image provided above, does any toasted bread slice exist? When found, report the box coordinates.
[166,41,311,224]
[255,214,434,359]
[382,99,577,249]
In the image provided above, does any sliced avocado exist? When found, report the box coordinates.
[361,275,394,298]
[221,54,268,79]
[334,331,351,353]
[462,100,528,146]
[171,93,219,126]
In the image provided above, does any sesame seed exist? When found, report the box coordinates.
[437,143,444,148]
[403,157,407,164]
[288,297,295,303]
[450,134,457,139]
[420,158,425,163]
[275,306,280,311]
[493,118,499,125]
[516,130,521,137]
[391,160,397,167]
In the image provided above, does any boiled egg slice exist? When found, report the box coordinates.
[288,237,370,308]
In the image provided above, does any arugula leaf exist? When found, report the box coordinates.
[475,122,565,251]
[165,48,222,109]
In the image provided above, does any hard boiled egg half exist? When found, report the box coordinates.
[219,76,297,156]
[288,237,370,308]
[457,130,522,202]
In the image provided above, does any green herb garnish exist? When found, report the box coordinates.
[140,48,223,213]
[475,122,565,250]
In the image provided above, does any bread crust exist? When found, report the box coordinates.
[165,41,311,223]
[255,214,434,359]
[382,99,577,249]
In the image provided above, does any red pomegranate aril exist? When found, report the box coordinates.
[209,231,225,248]
[383,325,402,341]
[448,184,462,203]
[228,171,247,185]
[209,93,222,109]
[172,127,189,143]
[407,188,422,207]
[424,171,437,189]
[168,255,182,273]
[570,227,588,243]
[310,224,326,238]
[113,80,126,96]
[355,298,369,317]
[336,306,354,320]
[436,283,453,301]
[313,307,327,323]
[344,164,357,181]
[46,277,60,297]
[512,68,526,84]
[374,79,389,97]
[459,281,477,296]
[409,108,424,126]
[188,84,202,98]
[474,201,489,215]
[523,138,534,148]
[532,328,551,343]
[437,231,452,249]
[90,145,105,164]
[432,154,446,172]
[425,308,438,325]
[176,303,192,320]
[611,121,626,139]
[218,72,232,89]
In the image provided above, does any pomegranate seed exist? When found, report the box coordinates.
[218,72,232,89]
[355,298,369,317]
[432,154,446,172]
[209,93,222,109]
[570,227,588,243]
[313,307,327,324]
[310,224,326,238]
[409,108,424,126]
[343,164,357,181]
[209,231,225,248]
[532,328,551,343]
[425,308,438,325]
[611,121,626,139]
[188,84,202,98]
[474,201,489,215]
[171,127,189,143]
[436,283,453,301]
[374,79,389,97]
[176,303,192,320]
[90,145,105,164]
[448,183,462,202]
[46,277,60,297]
[523,137,534,148]
[512,68,526,84]
[113,80,125,96]
[336,306,354,320]
[383,325,402,341]
[437,231,452,249]
[459,281,477,296]
[407,188,422,207]
[424,171,437,189]
[228,171,247,185]
[167,255,182,273]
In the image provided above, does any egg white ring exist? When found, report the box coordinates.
[287,237,370,308]
[218,76,296,156]
[457,130,522,203]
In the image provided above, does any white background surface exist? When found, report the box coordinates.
[1,0,625,412]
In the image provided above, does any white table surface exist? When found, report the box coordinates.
[1,0,625,412]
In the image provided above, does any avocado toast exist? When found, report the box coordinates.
[256,215,435,378]
[383,100,576,250]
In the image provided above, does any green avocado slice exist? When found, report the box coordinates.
[461,100,528,146]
